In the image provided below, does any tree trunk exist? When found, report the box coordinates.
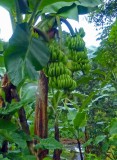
[34,71,48,160]
[77,139,83,160]
[53,116,62,160]
[1,74,33,154]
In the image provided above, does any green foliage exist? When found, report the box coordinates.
[4,22,50,86]
[43,157,52,160]
[73,111,87,129]
[39,0,102,10]
[109,118,117,135]
[0,40,3,52]
[0,154,10,160]
[0,0,113,160]
[90,0,117,27]
[34,138,63,150]
[0,55,4,67]
[7,152,36,160]
[94,135,106,145]
[0,119,17,131]
[21,82,37,100]
[89,0,117,40]
[0,98,34,116]
[40,0,102,20]
[51,90,64,110]
[0,0,15,11]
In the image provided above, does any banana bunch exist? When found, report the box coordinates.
[66,34,85,51]
[49,41,68,64]
[49,74,76,90]
[68,50,88,61]
[47,62,75,89]
[67,61,81,72]
[67,51,90,72]
[65,30,90,73]
[47,62,66,77]
[43,40,76,91]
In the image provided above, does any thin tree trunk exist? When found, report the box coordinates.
[34,71,48,160]
[53,115,62,160]
[85,127,90,154]
[77,139,83,160]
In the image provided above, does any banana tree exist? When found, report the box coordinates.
[0,0,102,160]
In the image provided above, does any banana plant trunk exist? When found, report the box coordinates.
[34,71,48,160]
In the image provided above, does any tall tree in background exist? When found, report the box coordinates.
[89,0,117,39]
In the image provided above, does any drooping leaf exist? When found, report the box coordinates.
[39,0,102,11]
[76,0,102,8]
[83,138,93,147]
[4,22,50,86]
[40,0,75,10]
[73,111,87,129]
[41,2,76,15]
[4,46,25,86]
[35,137,63,150]
[40,0,102,20]
[58,4,78,20]
[94,135,106,145]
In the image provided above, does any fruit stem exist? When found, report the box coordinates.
[56,16,63,47]
[60,18,75,36]
[28,0,42,27]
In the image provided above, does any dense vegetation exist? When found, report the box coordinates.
[0,0,117,160]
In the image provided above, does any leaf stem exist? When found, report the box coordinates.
[56,16,63,47]
[9,12,16,31]
[15,0,22,24]
[60,18,75,36]
[28,0,42,27]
